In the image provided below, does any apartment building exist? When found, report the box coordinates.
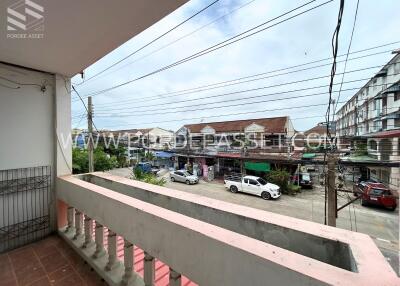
[335,51,400,188]
[336,51,400,137]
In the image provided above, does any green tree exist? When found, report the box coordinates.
[266,169,290,193]
[144,152,155,163]
[104,145,128,168]
[72,147,118,174]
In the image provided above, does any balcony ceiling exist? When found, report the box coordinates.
[0,0,188,77]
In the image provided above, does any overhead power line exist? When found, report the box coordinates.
[98,101,339,129]
[75,41,400,105]
[95,68,400,114]
[94,81,396,119]
[333,0,361,119]
[76,0,259,86]
[76,0,222,85]
[72,85,100,133]
[80,0,333,98]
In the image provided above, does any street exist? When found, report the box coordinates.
[109,168,399,275]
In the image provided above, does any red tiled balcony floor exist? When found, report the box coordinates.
[1,232,196,286]
[0,235,106,286]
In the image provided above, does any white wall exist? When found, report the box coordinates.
[0,63,54,170]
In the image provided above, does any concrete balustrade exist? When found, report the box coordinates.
[105,230,120,271]
[143,252,155,286]
[66,206,75,232]
[169,268,181,286]
[56,174,400,286]
[73,210,83,240]
[93,222,106,259]
[122,240,135,285]
[83,216,94,248]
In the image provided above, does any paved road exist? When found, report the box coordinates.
[108,168,399,275]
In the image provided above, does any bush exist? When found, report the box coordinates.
[288,184,301,195]
[131,168,166,186]
[266,169,290,193]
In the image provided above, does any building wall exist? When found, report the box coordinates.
[0,63,54,170]
[335,53,400,137]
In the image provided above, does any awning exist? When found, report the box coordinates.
[154,151,174,158]
[382,84,400,94]
[302,153,316,159]
[244,162,271,172]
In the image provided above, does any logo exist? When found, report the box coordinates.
[6,0,44,39]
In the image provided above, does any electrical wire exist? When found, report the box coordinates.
[333,0,361,122]
[98,101,338,129]
[77,0,222,85]
[72,85,100,133]
[324,0,344,225]
[75,41,400,105]
[93,65,400,113]
[89,48,395,108]
[94,83,392,118]
[81,0,333,98]
[76,0,259,86]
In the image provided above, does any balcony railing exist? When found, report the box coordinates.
[56,173,399,286]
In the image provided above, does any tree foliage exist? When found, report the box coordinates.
[72,147,118,174]
[131,168,166,186]
[266,169,290,193]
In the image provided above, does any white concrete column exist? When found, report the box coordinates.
[65,206,75,232]
[105,230,119,271]
[121,240,135,285]
[144,252,155,286]
[92,222,106,258]
[169,268,181,286]
[73,210,83,240]
[54,74,72,176]
[82,216,94,248]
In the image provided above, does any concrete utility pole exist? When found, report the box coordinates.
[327,154,337,227]
[88,96,94,173]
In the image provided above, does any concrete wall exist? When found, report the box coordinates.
[0,63,72,234]
[0,63,54,170]
[85,174,354,270]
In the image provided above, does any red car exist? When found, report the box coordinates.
[355,182,397,211]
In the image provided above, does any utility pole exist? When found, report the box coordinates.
[327,154,337,227]
[88,96,94,173]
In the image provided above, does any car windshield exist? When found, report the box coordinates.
[302,174,311,181]
[183,171,191,177]
[257,178,267,185]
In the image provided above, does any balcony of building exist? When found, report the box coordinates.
[57,173,400,285]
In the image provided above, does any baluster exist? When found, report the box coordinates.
[82,216,94,248]
[92,222,106,258]
[73,210,83,240]
[105,230,119,271]
[169,268,181,286]
[65,206,75,233]
[144,252,155,286]
[121,240,134,285]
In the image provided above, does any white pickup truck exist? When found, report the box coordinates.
[224,175,281,200]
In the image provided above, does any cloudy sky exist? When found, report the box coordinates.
[71,0,400,132]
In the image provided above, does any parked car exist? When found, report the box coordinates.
[170,170,199,185]
[224,174,280,200]
[354,182,397,211]
[135,162,160,175]
[291,172,313,188]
